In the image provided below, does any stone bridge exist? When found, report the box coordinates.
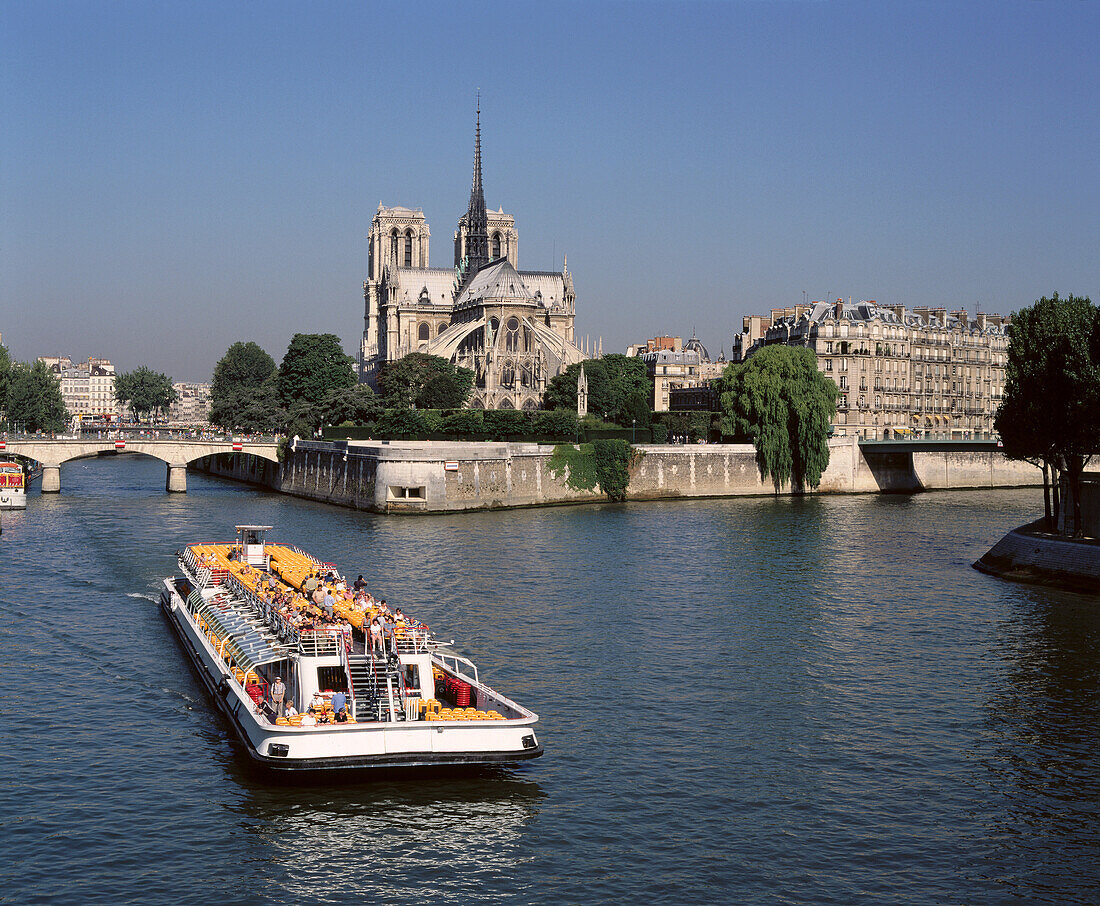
[1,438,280,493]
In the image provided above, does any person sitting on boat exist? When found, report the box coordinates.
[311,584,326,607]
[299,711,317,727]
[303,573,319,595]
[393,607,407,626]
[285,704,298,718]
[331,690,347,719]
[353,574,367,593]
[369,616,385,655]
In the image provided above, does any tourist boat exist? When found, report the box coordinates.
[0,462,26,509]
[159,525,542,772]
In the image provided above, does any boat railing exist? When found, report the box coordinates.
[393,626,432,655]
[431,649,480,686]
[298,627,350,657]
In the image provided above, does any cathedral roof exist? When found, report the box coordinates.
[391,267,456,307]
[454,258,534,308]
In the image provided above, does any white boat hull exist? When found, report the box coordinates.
[160,579,543,772]
[0,489,26,509]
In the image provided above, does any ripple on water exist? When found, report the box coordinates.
[3,460,1098,902]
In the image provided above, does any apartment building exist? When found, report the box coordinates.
[732,301,1009,439]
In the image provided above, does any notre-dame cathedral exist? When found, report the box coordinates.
[359,107,587,410]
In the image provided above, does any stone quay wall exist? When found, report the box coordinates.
[193,436,1041,514]
[975,519,1100,593]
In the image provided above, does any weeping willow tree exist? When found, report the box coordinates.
[718,345,838,492]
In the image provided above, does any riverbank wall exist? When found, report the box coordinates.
[974,519,1100,593]
[192,435,1040,514]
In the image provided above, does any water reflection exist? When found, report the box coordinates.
[978,584,1100,895]
[229,767,546,903]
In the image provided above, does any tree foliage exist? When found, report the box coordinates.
[210,341,279,429]
[319,385,384,426]
[7,360,69,433]
[547,439,640,501]
[376,353,474,409]
[543,354,651,427]
[277,334,356,410]
[0,345,12,420]
[718,345,838,491]
[115,366,178,421]
[996,293,1100,535]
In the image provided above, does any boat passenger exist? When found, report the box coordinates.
[353,575,367,592]
[300,712,317,727]
[369,617,384,655]
[331,690,347,717]
[270,676,287,718]
[322,589,335,621]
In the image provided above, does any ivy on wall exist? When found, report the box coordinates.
[547,439,641,502]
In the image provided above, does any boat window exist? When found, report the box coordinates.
[316,666,348,693]
[405,664,421,692]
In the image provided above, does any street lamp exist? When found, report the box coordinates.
[632,418,636,443]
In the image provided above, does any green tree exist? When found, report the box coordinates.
[996,293,1100,536]
[115,366,178,422]
[319,384,384,426]
[277,334,356,410]
[210,341,280,429]
[0,344,12,421]
[7,360,69,433]
[543,354,651,426]
[377,353,473,409]
[718,345,838,491]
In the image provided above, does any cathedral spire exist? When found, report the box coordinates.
[463,93,490,278]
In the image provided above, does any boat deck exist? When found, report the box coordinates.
[177,541,514,727]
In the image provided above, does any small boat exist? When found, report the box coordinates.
[159,525,542,772]
[0,462,26,509]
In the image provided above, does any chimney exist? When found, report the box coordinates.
[834,299,844,318]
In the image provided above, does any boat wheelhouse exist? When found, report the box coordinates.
[0,462,26,509]
[159,525,542,772]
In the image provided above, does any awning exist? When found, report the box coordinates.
[188,590,290,672]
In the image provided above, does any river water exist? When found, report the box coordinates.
[2,456,1099,903]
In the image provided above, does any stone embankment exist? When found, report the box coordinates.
[974,519,1100,593]
[193,435,1040,514]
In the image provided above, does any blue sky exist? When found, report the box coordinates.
[2,1,1098,381]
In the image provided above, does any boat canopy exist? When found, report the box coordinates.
[188,590,290,672]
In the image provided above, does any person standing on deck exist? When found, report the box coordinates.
[270,676,287,718]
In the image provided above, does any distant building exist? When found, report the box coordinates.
[39,356,117,420]
[629,333,725,411]
[170,382,211,425]
[359,107,585,410]
[732,300,1010,439]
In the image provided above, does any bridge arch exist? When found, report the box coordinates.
[2,439,279,494]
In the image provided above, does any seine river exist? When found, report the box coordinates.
[3,456,1099,903]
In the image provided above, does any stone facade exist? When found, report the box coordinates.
[629,334,726,412]
[359,111,585,409]
[169,382,211,425]
[732,301,1010,439]
[39,356,116,420]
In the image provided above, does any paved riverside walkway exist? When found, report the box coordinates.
[1,436,279,493]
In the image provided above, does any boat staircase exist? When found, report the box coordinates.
[347,653,405,722]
